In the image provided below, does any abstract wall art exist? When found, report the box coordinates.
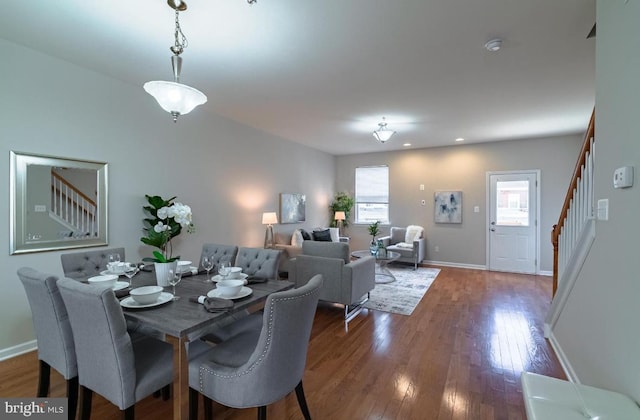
[434,191,462,224]
[279,193,306,223]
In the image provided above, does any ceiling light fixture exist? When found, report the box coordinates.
[144,0,207,122]
[373,117,396,143]
[484,38,502,52]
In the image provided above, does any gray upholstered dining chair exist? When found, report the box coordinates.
[199,247,283,344]
[60,247,125,279]
[57,278,174,420]
[199,243,239,273]
[234,247,282,279]
[18,267,79,420]
[189,274,323,420]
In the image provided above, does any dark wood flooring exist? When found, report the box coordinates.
[0,266,565,419]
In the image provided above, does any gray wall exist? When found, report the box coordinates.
[0,39,335,354]
[552,1,640,401]
[336,135,582,272]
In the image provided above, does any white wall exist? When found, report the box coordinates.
[551,1,640,401]
[335,135,582,272]
[0,39,335,354]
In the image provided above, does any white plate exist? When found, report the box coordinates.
[120,292,173,309]
[100,270,126,277]
[113,281,129,291]
[210,273,249,283]
[207,286,252,300]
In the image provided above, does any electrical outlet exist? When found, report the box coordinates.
[434,245,440,252]
[34,205,46,212]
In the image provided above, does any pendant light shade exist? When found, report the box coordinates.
[373,117,396,143]
[143,81,207,121]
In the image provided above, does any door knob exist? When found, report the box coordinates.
[490,221,496,225]
[490,228,496,232]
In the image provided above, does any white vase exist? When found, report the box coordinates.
[154,261,177,287]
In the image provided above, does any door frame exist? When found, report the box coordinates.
[485,169,541,274]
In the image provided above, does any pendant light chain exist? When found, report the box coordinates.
[170,9,188,56]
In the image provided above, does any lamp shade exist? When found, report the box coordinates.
[143,81,207,116]
[262,212,278,225]
[334,211,346,221]
[373,128,395,143]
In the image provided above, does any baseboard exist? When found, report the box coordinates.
[0,340,37,362]
[546,329,579,383]
[421,260,486,270]
[538,270,553,277]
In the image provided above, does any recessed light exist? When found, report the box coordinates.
[484,38,502,52]
[403,143,412,147]
[455,138,464,142]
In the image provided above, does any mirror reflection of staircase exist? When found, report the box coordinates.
[50,170,97,238]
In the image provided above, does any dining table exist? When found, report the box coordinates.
[117,267,294,420]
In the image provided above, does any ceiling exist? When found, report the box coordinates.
[0,0,595,155]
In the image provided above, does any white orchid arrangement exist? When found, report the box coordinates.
[141,195,195,263]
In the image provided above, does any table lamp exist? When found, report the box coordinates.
[334,211,346,237]
[262,212,278,248]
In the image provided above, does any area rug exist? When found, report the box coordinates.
[363,266,440,315]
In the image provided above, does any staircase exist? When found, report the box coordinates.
[544,109,596,379]
[51,172,97,238]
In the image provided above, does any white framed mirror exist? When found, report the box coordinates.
[10,151,108,254]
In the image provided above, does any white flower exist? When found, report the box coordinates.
[171,203,193,228]
[153,221,169,233]
[157,206,169,220]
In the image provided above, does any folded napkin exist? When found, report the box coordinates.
[115,288,130,299]
[246,276,268,284]
[189,296,234,312]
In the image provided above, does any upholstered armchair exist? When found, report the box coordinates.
[379,225,426,269]
[289,241,375,321]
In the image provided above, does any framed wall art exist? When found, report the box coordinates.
[434,191,462,224]
[279,193,306,223]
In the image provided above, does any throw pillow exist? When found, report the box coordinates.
[312,229,332,241]
[291,229,304,247]
[405,225,423,243]
[300,229,312,241]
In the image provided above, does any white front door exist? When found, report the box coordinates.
[488,171,538,274]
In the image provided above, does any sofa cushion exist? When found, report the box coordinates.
[405,225,424,243]
[291,229,304,247]
[300,229,312,241]
[312,229,332,241]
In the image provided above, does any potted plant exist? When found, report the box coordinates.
[368,220,381,255]
[329,192,354,228]
[141,195,195,285]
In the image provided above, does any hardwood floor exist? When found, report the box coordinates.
[0,267,564,419]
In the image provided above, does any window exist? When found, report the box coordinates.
[355,166,389,224]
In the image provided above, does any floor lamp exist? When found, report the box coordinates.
[262,212,278,249]
[334,211,346,237]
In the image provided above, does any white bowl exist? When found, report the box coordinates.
[177,260,192,273]
[129,286,163,305]
[87,274,118,289]
[228,267,243,279]
[216,280,244,297]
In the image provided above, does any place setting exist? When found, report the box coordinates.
[120,268,181,309]
[204,260,253,300]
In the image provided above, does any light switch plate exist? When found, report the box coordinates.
[597,199,609,221]
[613,166,633,189]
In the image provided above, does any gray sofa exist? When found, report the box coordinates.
[379,225,426,269]
[289,241,375,321]
[274,228,341,276]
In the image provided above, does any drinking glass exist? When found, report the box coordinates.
[218,260,231,280]
[201,256,214,283]
[168,269,182,301]
[123,264,139,287]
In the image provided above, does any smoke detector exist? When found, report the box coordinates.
[484,38,502,52]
